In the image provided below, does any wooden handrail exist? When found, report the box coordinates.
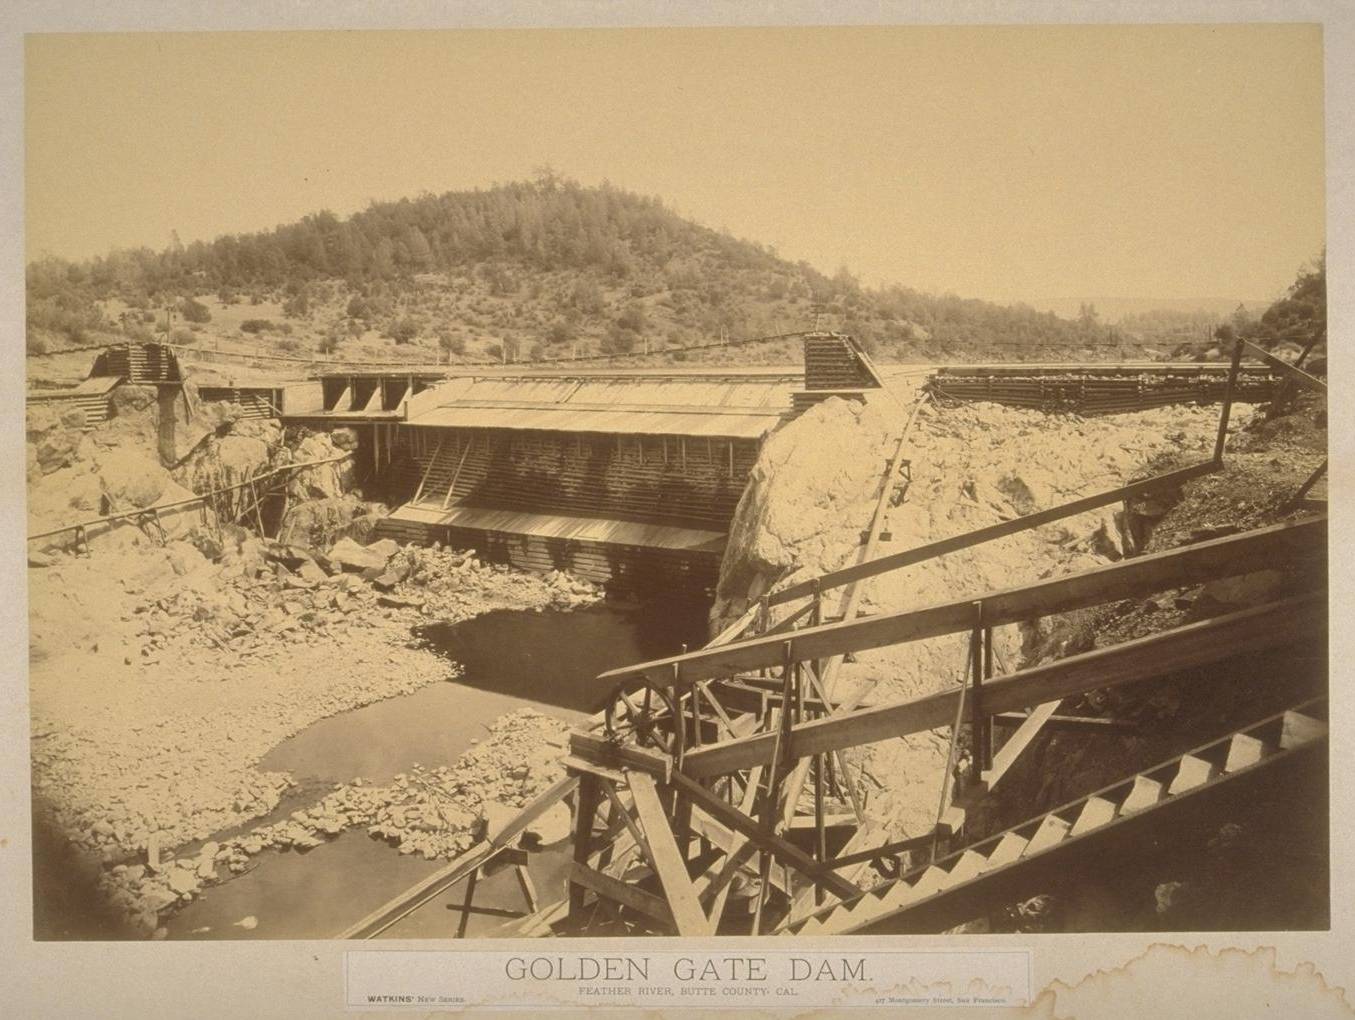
[768,460,1217,608]
[27,452,353,542]
[680,592,1324,778]
[597,515,1325,689]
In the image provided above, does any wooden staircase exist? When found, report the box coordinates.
[803,333,883,391]
[778,701,1327,936]
[73,391,113,428]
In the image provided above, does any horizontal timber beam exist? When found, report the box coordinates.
[600,515,1325,689]
[680,593,1323,778]
[767,461,1219,607]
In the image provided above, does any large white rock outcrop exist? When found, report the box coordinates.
[714,390,1238,838]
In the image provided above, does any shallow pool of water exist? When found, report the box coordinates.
[160,595,711,939]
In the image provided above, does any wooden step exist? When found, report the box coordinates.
[938,804,967,838]
[1119,775,1165,816]
[1025,813,1071,854]
[947,850,989,884]
[985,832,1029,868]
[1168,754,1218,795]
[904,865,951,902]
[1224,733,1271,773]
[1070,796,1117,837]
[1279,711,1326,750]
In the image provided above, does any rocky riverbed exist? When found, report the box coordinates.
[29,526,598,938]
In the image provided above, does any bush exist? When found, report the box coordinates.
[546,319,572,345]
[240,319,274,334]
[179,297,212,323]
[389,318,418,344]
[616,302,647,333]
[170,327,196,344]
[599,325,638,355]
[282,292,310,318]
[346,295,370,320]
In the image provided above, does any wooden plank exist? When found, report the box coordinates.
[668,769,862,900]
[599,779,655,871]
[768,461,1219,607]
[991,712,1138,734]
[335,842,489,939]
[568,731,672,782]
[983,701,1060,789]
[568,861,675,928]
[600,516,1324,689]
[681,593,1322,778]
[1243,339,1327,392]
[627,771,712,936]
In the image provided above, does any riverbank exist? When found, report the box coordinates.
[28,529,601,938]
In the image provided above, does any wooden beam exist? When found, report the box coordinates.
[1243,338,1328,392]
[680,593,1322,778]
[668,769,862,900]
[568,862,675,928]
[600,780,655,872]
[627,771,712,935]
[826,831,938,870]
[983,700,1060,790]
[991,712,1140,733]
[335,774,577,939]
[599,516,1324,689]
[768,461,1219,607]
[568,775,602,920]
[568,731,671,782]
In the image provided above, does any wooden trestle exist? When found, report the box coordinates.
[339,342,1327,938]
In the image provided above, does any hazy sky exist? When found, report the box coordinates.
[26,24,1325,307]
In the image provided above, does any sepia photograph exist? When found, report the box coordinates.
[4,4,1350,1015]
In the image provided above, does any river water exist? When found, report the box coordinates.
[159,595,711,940]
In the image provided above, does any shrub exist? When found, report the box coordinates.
[389,317,418,344]
[179,297,212,323]
[240,319,274,334]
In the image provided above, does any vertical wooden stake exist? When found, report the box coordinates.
[456,867,479,939]
[568,776,601,923]
[982,624,994,770]
[969,603,984,785]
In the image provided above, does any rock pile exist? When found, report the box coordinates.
[130,533,602,664]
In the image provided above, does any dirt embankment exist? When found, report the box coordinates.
[715,392,1255,840]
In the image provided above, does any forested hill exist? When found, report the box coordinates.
[25,177,1153,364]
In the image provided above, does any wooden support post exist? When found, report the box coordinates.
[1214,336,1244,463]
[813,749,825,906]
[982,624,994,769]
[568,775,602,923]
[455,867,479,939]
[969,605,984,785]
[514,864,538,914]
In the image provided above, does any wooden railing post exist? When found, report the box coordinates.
[1214,336,1244,464]
[969,602,984,785]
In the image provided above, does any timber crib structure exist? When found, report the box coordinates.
[340,343,1329,939]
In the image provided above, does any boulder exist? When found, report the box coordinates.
[96,448,172,512]
[327,537,390,573]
